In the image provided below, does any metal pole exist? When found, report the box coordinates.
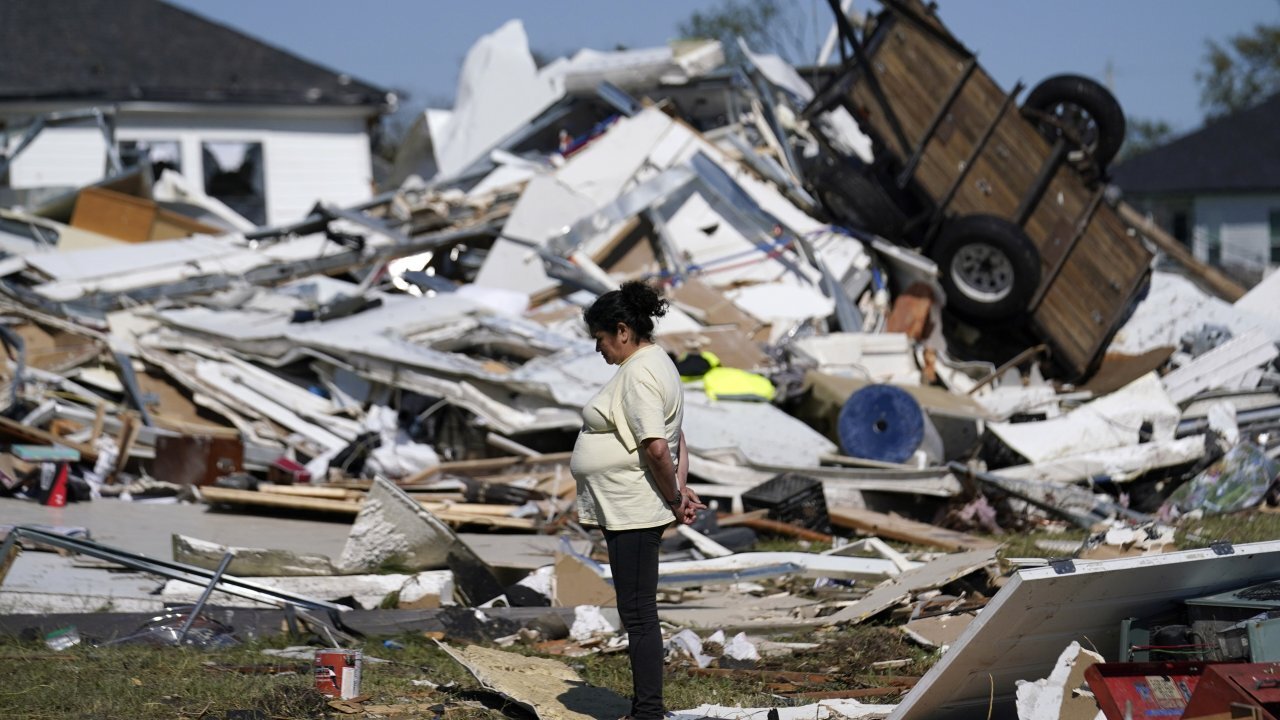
[176,551,234,645]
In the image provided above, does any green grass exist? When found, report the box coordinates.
[1175,510,1280,547]
[2,635,494,720]
[571,624,932,708]
[3,621,933,718]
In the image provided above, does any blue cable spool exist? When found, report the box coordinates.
[837,384,926,464]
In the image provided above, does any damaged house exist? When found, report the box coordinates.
[0,0,395,225]
[1114,92,1280,286]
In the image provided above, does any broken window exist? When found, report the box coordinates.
[1207,226,1221,266]
[1172,210,1189,245]
[118,140,182,180]
[1270,209,1280,265]
[201,141,266,225]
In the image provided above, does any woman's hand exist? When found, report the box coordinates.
[674,487,707,525]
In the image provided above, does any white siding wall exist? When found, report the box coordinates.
[5,108,374,226]
[6,126,108,188]
[1191,194,1280,271]
[258,122,374,223]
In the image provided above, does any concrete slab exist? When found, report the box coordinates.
[0,496,352,560]
[337,475,454,573]
[0,551,163,614]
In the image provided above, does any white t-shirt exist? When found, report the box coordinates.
[569,344,683,530]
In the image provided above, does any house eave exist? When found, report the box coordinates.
[0,98,390,121]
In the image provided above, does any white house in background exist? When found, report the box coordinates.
[0,0,394,226]
[1112,93,1280,287]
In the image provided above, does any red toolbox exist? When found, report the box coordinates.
[1182,662,1280,720]
[1085,661,1218,719]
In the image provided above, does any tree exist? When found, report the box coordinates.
[677,0,811,66]
[1196,22,1280,121]
[1115,117,1175,164]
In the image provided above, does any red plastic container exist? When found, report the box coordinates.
[314,648,362,699]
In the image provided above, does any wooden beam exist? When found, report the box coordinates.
[257,485,365,501]
[686,667,835,684]
[400,452,573,486]
[827,506,997,552]
[197,486,537,530]
[1117,202,1246,302]
[201,485,361,513]
[779,687,901,700]
[111,412,140,481]
[89,402,106,445]
[0,415,97,461]
[735,517,833,543]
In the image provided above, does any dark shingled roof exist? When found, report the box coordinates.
[1112,93,1280,196]
[0,0,390,110]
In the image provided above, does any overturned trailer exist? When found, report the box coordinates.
[804,0,1154,380]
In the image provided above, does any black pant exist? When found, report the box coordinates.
[605,524,666,719]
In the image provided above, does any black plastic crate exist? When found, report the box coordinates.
[741,473,831,534]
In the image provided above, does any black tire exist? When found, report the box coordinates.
[802,154,908,238]
[931,214,1041,323]
[1023,74,1126,169]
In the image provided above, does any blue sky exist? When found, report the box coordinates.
[169,0,1279,135]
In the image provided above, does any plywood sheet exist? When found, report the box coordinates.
[657,326,769,371]
[668,278,770,342]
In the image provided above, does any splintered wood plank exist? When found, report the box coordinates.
[735,517,833,543]
[779,687,901,700]
[0,415,97,461]
[198,486,536,530]
[827,506,997,551]
[257,485,366,501]
[201,485,361,513]
[402,453,573,485]
[687,667,836,684]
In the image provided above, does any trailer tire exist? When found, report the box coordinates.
[808,158,908,239]
[1024,74,1126,169]
[932,214,1041,323]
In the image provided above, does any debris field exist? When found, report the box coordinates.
[2,2,1280,719]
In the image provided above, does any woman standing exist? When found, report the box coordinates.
[570,281,705,720]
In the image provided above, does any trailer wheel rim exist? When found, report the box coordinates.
[1044,101,1100,155]
[951,242,1015,303]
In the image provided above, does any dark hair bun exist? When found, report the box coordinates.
[619,280,668,320]
[583,281,669,341]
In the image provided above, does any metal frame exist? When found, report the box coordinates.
[1026,186,1105,311]
[923,81,1025,246]
[0,108,122,181]
[896,58,977,189]
[820,0,913,155]
[0,526,354,633]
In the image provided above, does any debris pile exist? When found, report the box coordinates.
[3,2,1280,719]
